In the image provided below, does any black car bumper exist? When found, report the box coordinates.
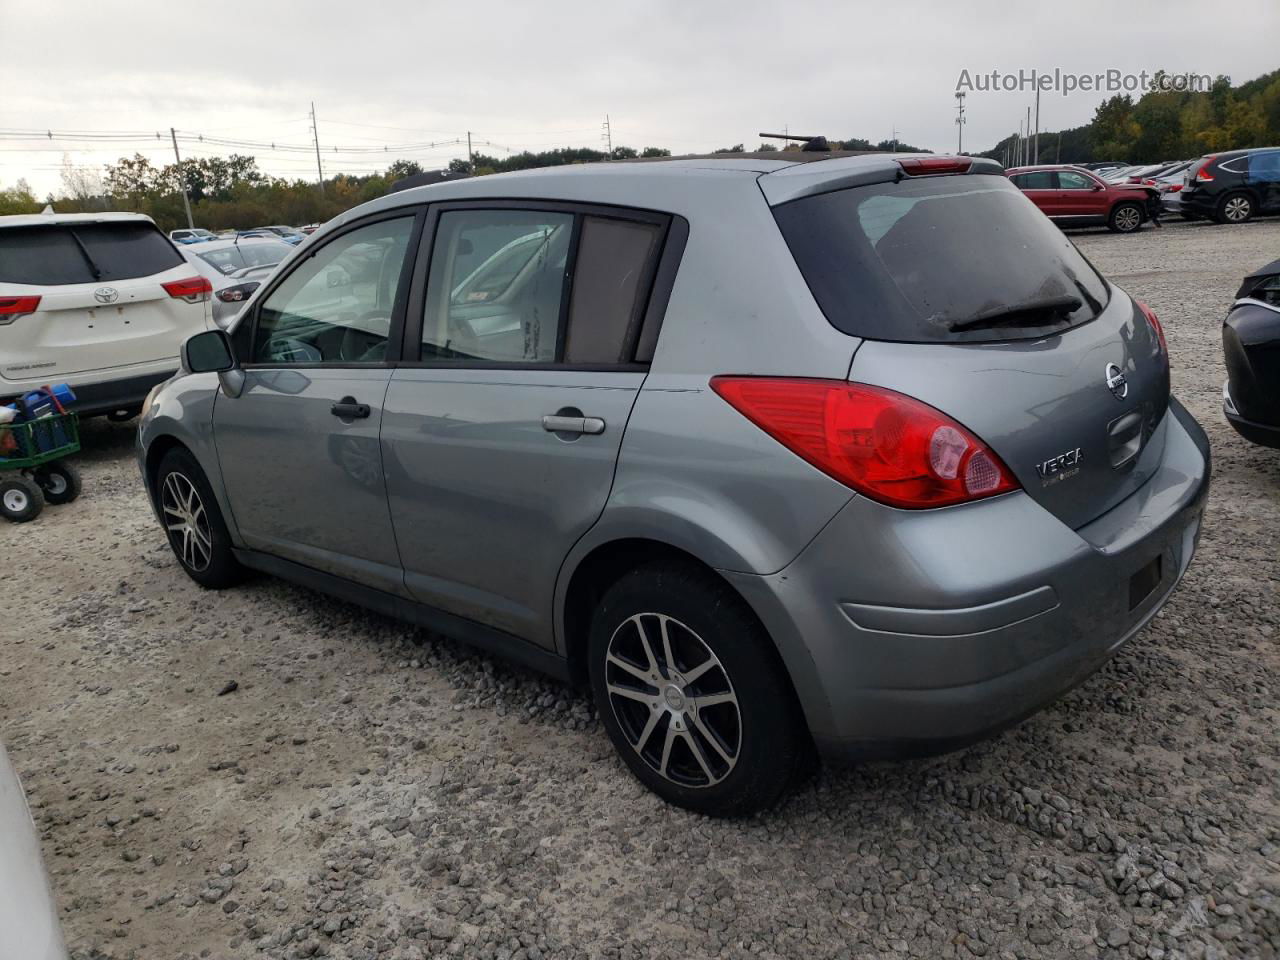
[72,370,176,417]
[1223,301,1280,447]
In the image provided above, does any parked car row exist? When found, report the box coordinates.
[169,224,308,245]
[1010,147,1280,231]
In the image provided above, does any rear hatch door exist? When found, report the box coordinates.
[773,167,1169,530]
[0,220,209,382]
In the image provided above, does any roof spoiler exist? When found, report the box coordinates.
[759,154,1006,206]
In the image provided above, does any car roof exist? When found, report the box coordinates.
[0,211,157,229]
[340,152,1002,224]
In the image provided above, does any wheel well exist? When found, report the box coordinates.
[562,537,816,761]
[143,435,188,504]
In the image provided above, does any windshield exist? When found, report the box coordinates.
[774,174,1109,343]
[196,241,292,275]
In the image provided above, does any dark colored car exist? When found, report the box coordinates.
[1006,165,1156,233]
[1181,148,1280,224]
[1223,257,1280,447]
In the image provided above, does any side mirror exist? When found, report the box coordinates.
[182,329,236,374]
[1093,183,1105,191]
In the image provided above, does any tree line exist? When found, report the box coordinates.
[981,69,1280,165]
[0,133,937,233]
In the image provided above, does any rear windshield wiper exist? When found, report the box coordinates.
[948,295,1083,333]
[68,229,104,281]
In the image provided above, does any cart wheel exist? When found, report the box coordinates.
[0,476,44,523]
[35,461,82,505]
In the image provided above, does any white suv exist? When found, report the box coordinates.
[0,213,214,417]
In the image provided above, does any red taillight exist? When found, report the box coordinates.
[1194,157,1216,182]
[897,156,972,176]
[1135,299,1168,361]
[162,276,213,303]
[0,295,41,324]
[1164,184,1183,193]
[710,377,1020,509]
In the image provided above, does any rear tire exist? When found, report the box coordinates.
[34,461,81,505]
[587,562,804,817]
[1215,192,1254,224]
[0,476,44,523]
[1108,202,1144,233]
[154,448,244,588]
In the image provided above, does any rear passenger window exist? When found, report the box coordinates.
[0,222,184,285]
[564,217,662,364]
[1013,171,1055,189]
[419,208,666,366]
[421,210,573,363]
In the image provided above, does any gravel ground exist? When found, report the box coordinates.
[2,218,1277,960]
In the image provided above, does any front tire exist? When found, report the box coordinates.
[1216,192,1254,224]
[0,475,44,523]
[34,461,81,504]
[1108,202,1144,233]
[154,448,244,588]
[588,562,804,817]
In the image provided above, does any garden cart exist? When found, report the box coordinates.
[0,411,83,523]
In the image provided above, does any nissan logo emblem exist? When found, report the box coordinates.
[1105,362,1129,401]
[93,286,119,304]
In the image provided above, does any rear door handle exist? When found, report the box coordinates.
[331,396,371,420]
[542,415,605,436]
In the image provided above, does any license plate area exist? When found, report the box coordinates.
[1128,555,1163,611]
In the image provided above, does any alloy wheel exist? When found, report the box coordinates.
[604,612,742,788]
[161,471,213,572]
[1115,206,1141,232]
[1224,196,1251,222]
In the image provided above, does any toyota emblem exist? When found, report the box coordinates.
[93,286,119,304]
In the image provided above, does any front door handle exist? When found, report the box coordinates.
[542,414,605,436]
[331,396,371,420]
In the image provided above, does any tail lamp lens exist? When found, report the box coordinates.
[1135,299,1168,362]
[162,276,213,303]
[709,377,1020,508]
[1195,157,1216,182]
[0,295,41,324]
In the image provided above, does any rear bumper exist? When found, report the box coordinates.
[68,369,175,416]
[725,397,1210,760]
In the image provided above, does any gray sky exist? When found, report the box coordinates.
[2,0,1276,195]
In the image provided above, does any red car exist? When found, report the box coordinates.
[1007,164,1157,233]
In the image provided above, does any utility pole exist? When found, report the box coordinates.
[1034,88,1040,165]
[169,127,194,229]
[954,91,966,154]
[467,131,473,172]
[310,102,324,195]
[602,115,613,159]
[1025,106,1031,165]
[1057,131,1063,163]
[891,125,899,151]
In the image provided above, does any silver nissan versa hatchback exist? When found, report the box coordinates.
[139,152,1210,816]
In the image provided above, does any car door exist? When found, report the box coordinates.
[213,210,422,595]
[1013,171,1059,216]
[1055,169,1102,218]
[1247,150,1280,214]
[381,202,674,648]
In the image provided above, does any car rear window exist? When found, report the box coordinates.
[774,174,1110,343]
[0,221,185,286]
